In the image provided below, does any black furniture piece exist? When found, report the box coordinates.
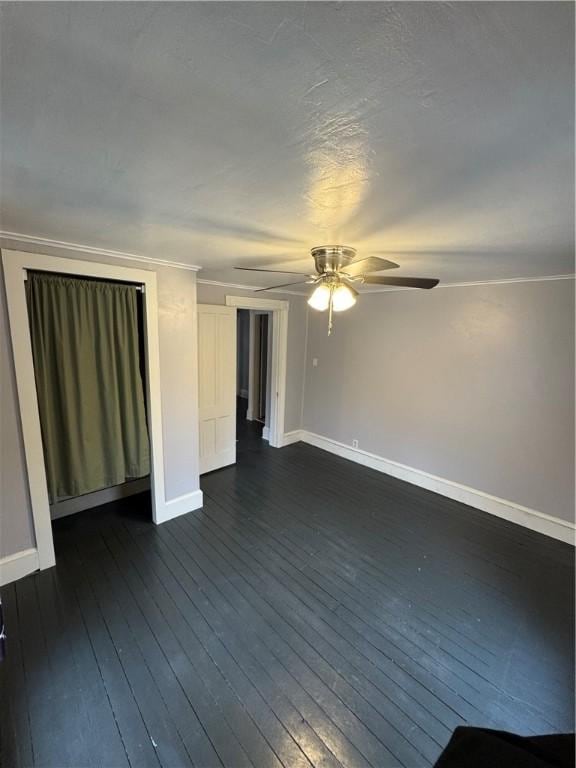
[434,727,575,768]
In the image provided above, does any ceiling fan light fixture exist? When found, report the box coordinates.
[331,283,357,312]
[237,243,439,334]
[307,283,331,311]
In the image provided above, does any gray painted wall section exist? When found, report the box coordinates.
[1,264,35,556]
[0,240,202,557]
[303,280,575,523]
[196,283,307,434]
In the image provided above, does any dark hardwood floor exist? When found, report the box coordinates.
[1,418,574,767]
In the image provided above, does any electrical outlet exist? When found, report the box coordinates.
[312,357,318,367]
[352,439,359,449]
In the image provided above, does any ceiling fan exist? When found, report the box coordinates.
[235,245,439,334]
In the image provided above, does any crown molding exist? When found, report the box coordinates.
[0,231,202,272]
[197,278,307,297]
[200,274,575,296]
[197,278,261,290]
[363,273,576,294]
[2,232,572,289]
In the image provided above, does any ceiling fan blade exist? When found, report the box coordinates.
[363,275,440,289]
[254,280,311,292]
[235,267,310,275]
[344,256,400,277]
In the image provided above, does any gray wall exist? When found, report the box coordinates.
[1,265,35,556]
[196,283,307,434]
[303,279,575,523]
[0,241,201,557]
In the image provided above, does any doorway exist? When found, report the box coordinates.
[39,275,152,522]
[3,250,168,573]
[197,295,289,476]
[236,309,272,452]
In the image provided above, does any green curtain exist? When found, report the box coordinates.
[26,272,150,502]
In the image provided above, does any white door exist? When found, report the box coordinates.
[198,305,237,474]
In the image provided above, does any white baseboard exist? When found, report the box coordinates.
[155,489,203,524]
[281,429,304,446]
[246,408,254,421]
[0,490,204,584]
[301,431,575,545]
[262,426,270,441]
[0,548,39,586]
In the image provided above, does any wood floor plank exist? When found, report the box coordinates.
[0,584,34,768]
[175,505,458,743]
[198,486,564,727]
[3,418,573,768]
[198,491,487,727]
[67,543,196,767]
[201,444,572,728]
[102,526,255,768]
[90,535,226,768]
[130,526,379,768]
[161,516,435,768]
[57,548,163,768]
[34,568,130,768]
[95,532,322,768]
[118,526,326,768]
[16,575,85,767]
[101,522,284,768]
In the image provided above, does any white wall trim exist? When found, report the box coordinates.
[199,278,263,290]
[5,235,570,291]
[262,426,270,441]
[1,249,175,577]
[0,548,40,586]
[226,295,289,311]
[246,311,257,421]
[225,295,288,448]
[155,490,204,524]
[201,275,576,295]
[358,273,576,294]
[198,278,305,296]
[0,231,201,272]
[301,431,575,545]
[281,429,305,446]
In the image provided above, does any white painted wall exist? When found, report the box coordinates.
[303,279,575,525]
[196,283,307,433]
[0,239,202,558]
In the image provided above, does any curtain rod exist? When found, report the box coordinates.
[22,268,144,291]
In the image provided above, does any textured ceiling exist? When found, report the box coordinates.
[1,2,574,290]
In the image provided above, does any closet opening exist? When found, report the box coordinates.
[25,270,152,533]
[3,249,166,573]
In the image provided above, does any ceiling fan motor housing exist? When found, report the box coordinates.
[311,245,356,275]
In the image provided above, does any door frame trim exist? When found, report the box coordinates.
[225,295,288,448]
[2,248,167,572]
